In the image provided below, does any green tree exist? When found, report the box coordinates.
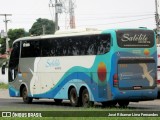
[0,28,27,54]
[29,18,55,36]
[8,28,27,48]
[0,38,6,54]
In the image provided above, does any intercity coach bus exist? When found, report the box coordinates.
[5,28,157,107]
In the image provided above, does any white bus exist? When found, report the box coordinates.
[4,28,158,107]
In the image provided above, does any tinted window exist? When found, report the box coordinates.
[41,34,111,56]
[10,42,20,59]
[21,40,41,58]
[117,30,154,48]
[20,34,111,57]
[9,42,20,82]
[41,38,63,56]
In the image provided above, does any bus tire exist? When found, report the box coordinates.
[81,88,94,107]
[101,101,117,107]
[118,101,129,107]
[54,99,63,104]
[69,87,79,107]
[22,87,33,104]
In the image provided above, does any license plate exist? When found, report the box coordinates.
[133,86,142,90]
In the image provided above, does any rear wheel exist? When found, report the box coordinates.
[118,101,129,107]
[22,87,33,104]
[82,88,94,107]
[69,87,79,107]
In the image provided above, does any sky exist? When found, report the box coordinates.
[0,0,159,32]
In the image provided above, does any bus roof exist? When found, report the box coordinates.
[13,28,153,44]
[13,28,102,43]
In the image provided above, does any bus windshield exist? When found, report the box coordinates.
[116,29,154,48]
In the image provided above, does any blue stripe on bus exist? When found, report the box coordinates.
[8,50,157,101]
[32,72,107,101]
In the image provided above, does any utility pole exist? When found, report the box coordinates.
[49,0,62,32]
[42,25,46,35]
[55,0,59,31]
[155,0,160,43]
[155,0,159,31]
[0,14,12,56]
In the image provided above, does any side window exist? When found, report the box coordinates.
[41,39,57,56]
[9,42,20,82]
[80,34,111,55]
[21,40,41,58]
[40,34,111,57]
[87,36,97,55]
[64,37,79,56]
[41,38,66,57]
[70,37,80,55]
[10,42,20,59]
[56,38,64,56]
[97,34,111,54]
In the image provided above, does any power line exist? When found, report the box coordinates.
[75,14,154,21]
[10,15,155,24]
[13,12,154,16]
[6,13,154,21]
[76,16,154,27]
[77,12,155,16]
[10,13,154,21]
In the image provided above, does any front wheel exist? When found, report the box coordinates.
[81,88,94,107]
[22,87,33,104]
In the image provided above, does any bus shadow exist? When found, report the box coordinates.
[16,99,151,110]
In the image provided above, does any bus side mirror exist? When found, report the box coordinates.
[2,64,6,75]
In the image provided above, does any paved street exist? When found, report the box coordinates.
[0,89,160,110]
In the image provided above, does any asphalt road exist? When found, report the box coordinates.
[0,98,160,110]
[0,89,160,111]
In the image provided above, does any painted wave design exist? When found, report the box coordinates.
[33,72,97,98]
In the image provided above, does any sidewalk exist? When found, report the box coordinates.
[0,89,10,99]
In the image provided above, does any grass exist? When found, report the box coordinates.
[0,116,159,120]
[0,106,159,119]
[0,83,8,89]
[0,102,159,119]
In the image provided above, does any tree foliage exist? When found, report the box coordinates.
[29,18,55,36]
[0,38,6,54]
[0,18,55,54]
[8,28,27,47]
[0,28,27,54]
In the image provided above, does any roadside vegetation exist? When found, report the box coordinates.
[0,106,159,120]
[0,83,8,89]
[0,116,158,120]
